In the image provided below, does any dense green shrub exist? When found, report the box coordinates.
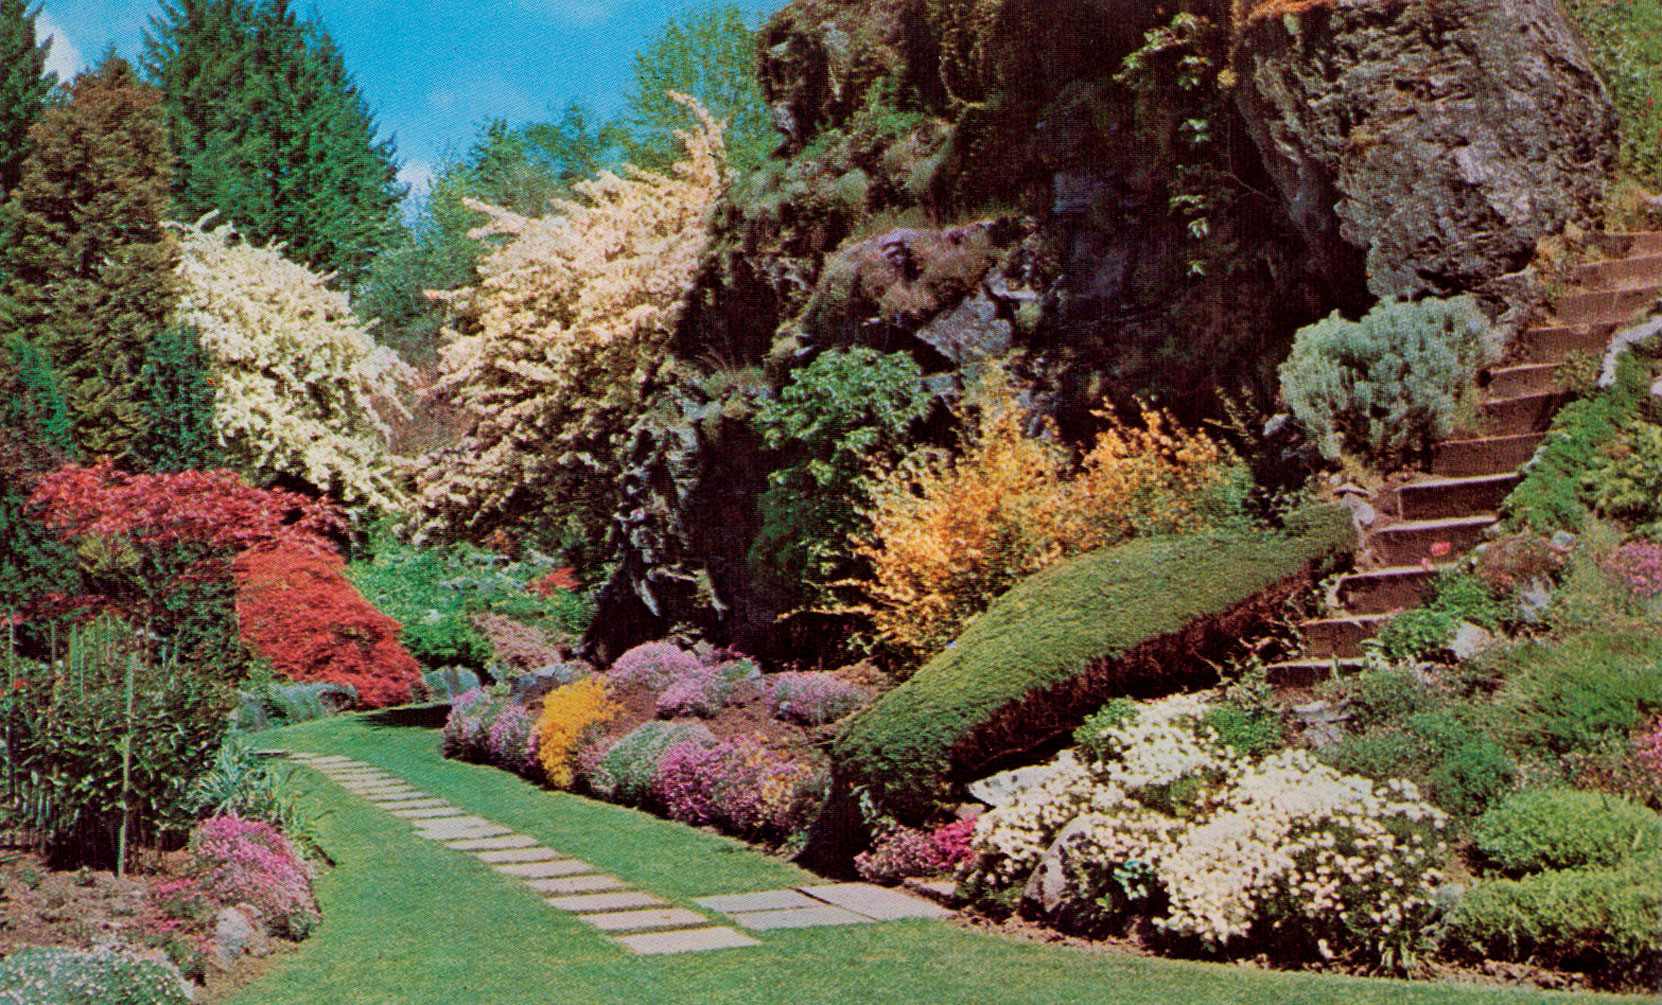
[1373,607,1459,662]
[831,505,1354,819]
[0,947,192,1005]
[1492,631,1662,756]
[1335,666,1441,730]
[1199,703,1286,758]
[1561,0,1662,184]
[1279,295,1488,466]
[1587,416,1662,535]
[1442,863,1662,984]
[1320,711,1514,819]
[1474,788,1662,874]
[1504,352,1650,534]
[750,346,931,599]
[1074,697,1140,761]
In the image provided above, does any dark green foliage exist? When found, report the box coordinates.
[0,337,77,629]
[1474,788,1662,874]
[1373,607,1458,662]
[1503,351,1650,534]
[831,505,1354,818]
[0,0,54,197]
[1561,0,1662,184]
[144,0,403,288]
[750,346,930,598]
[0,54,178,459]
[1441,863,1662,984]
[1200,703,1286,757]
[1586,416,1662,534]
[0,946,194,1004]
[1279,295,1488,466]
[622,2,776,176]
[1492,631,1662,757]
[1321,711,1514,820]
[132,324,221,473]
[1073,697,1139,761]
[1336,666,1440,730]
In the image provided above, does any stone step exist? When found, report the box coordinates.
[1574,252,1662,291]
[1372,515,1495,566]
[1265,657,1366,688]
[1396,471,1521,520]
[1481,362,1559,398]
[1335,564,1448,614]
[1431,432,1546,477]
[1298,613,1392,659]
[1514,322,1615,365]
[1476,390,1572,437]
[1592,231,1662,257]
[1553,284,1658,327]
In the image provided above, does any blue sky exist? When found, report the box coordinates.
[35,0,784,201]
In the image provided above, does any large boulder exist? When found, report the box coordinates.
[1233,0,1616,301]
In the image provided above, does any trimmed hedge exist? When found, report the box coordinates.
[827,506,1355,822]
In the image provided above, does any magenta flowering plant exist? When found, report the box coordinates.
[1603,539,1662,598]
[930,815,980,867]
[486,704,537,775]
[179,813,318,938]
[656,668,731,718]
[643,734,827,840]
[767,672,869,726]
[855,826,946,884]
[607,641,703,692]
[651,740,723,824]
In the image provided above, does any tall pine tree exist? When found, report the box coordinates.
[0,54,179,459]
[144,0,403,289]
[0,0,54,198]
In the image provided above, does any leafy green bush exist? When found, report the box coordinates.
[1373,607,1458,662]
[1442,863,1662,984]
[1321,711,1513,819]
[1588,417,1662,535]
[1474,788,1662,874]
[750,346,930,599]
[830,505,1355,819]
[0,947,193,1005]
[1073,698,1140,761]
[1334,666,1441,730]
[1504,352,1650,534]
[1492,631,1662,756]
[185,734,316,845]
[1279,295,1488,466]
[1199,703,1286,757]
[1562,0,1662,185]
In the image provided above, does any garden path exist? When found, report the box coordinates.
[277,751,949,956]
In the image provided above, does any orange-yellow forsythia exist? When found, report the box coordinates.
[851,373,1233,666]
[535,678,621,788]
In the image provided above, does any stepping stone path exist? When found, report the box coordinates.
[1270,230,1662,683]
[275,750,955,955]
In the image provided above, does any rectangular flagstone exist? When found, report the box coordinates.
[336,775,399,785]
[799,883,952,920]
[494,859,593,879]
[413,818,511,841]
[610,927,760,955]
[371,797,446,810]
[696,890,819,914]
[445,835,539,852]
[390,806,465,820]
[474,847,564,864]
[529,875,628,895]
[582,908,708,932]
[306,755,354,764]
[728,906,873,930]
[544,892,665,913]
[354,788,424,799]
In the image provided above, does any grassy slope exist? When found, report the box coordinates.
[231,711,1642,1005]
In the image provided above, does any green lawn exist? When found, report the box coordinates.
[234,710,1646,1005]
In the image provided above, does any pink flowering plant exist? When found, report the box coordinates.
[169,813,319,938]
[607,642,703,691]
[656,668,732,717]
[854,816,980,884]
[647,735,827,840]
[1604,539,1662,598]
[486,703,538,775]
[767,672,869,726]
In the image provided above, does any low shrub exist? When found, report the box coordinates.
[440,687,509,761]
[853,816,980,884]
[0,947,193,1005]
[168,813,318,938]
[648,735,827,840]
[656,668,733,718]
[419,667,481,703]
[1320,712,1514,820]
[1442,863,1662,984]
[1199,703,1285,758]
[1373,608,1458,662]
[1278,295,1488,466]
[832,505,1354,820]
[607,642,703,692]
[768,672,869,726]
[1473,788,1662,874]
[1587,417,1662,535]
[186,735,313,842]
[1339,666,1440,730]
[1492,631,1662,757]
[1603,539,1662,598]
[534,678,619,788]
[597,721,717,805]
[485,704,538,775]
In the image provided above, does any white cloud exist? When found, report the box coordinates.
[36,12,86,82]
[398,159,434,199]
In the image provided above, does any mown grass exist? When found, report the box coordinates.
[234,711,1649,1005]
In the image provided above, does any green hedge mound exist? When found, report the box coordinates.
[827,506,1355,823]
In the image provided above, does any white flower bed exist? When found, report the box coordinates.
[964,694,1448,966]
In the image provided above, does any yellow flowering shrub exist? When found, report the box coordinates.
[170,218,413,511]
[535,677,621,788]
[851,371,1236,665]
[415,93,727,543]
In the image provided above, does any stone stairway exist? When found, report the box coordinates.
[1269,231,1662,685]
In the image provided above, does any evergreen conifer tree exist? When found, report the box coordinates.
[144,0,403,288]
[132,323,221,473]
[0,0,54,198]
[0,337,79,630]
[0,54,179,459]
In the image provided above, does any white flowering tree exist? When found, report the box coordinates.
[414,93,727,544]
[171,216,414,511]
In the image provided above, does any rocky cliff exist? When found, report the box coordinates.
[586,0,1618,662]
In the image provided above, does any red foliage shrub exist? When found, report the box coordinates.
[233,540,419,708]
[527,566,580,596]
